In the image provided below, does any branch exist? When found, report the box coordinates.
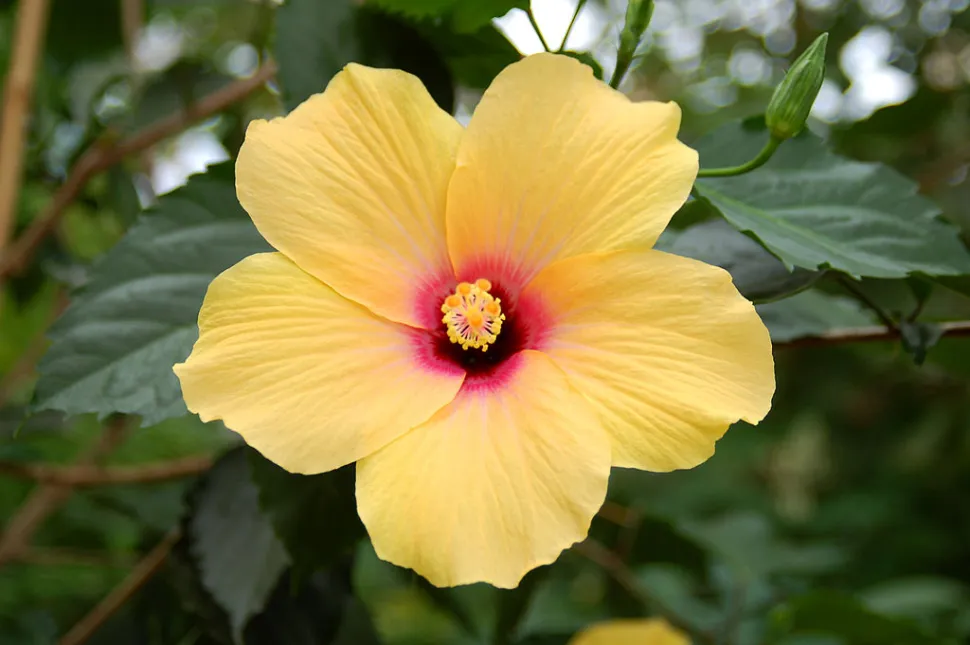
[0,455,212,487]
[0,0,52,254]
[574,539,716,644]
[0,419,128,565]
[0,61,277,279]
[58,529,181,645]
[18,547,137,568]
[775,320,970,350]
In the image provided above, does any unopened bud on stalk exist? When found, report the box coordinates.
[765,33,828,140]
[619,0,654,59]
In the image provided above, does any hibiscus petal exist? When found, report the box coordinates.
[236,64,462,329]
[356,350,610,588]
[570,619,690,645]
[174,253,464,474]
[523,250,774,472]
[446,53,697,290]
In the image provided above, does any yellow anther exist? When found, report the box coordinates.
[440,278,506,351]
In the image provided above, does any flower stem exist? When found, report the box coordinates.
[558,0,588,52]
[696,136,782,178]
[609,54,633,89]
[527,6,552,52]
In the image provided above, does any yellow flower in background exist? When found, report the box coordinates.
[569,618,690,645]
[174,53,774,588]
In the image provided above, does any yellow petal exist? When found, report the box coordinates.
[236,64,462,329]
[569,618,691,645]
[524,250,774,471]
[174,253,464,474]
[446,53,698,289]
[356,350,610,588]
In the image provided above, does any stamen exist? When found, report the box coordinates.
[440,279,506,351]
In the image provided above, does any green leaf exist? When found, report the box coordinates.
[451,0,527,32]
[366,0,458,20]
[756,290,873,343]
[769,591,941,644]
[187,449,290,644]
[693,121,970,279]
[249,452,365,575]
[244,570,356,645]
[275,1,456,113]
[494,567,548,643]
[658,212,820,302]
[418,21,520,90]
[275,0,360,111]
[34,163,268,426]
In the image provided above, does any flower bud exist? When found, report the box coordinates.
[766,33,828,140]
[618,0,654,63]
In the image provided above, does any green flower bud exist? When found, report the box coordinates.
[619,0,654,61]
[766,33,829,140]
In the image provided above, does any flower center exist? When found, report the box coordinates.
[440,278,506,352]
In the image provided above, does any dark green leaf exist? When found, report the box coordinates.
[34,163,268,426]
[658,213,821,302]
[332,600,383,645]
[243,570,354,645]
[756,290,873,343]
[275,1,455,114]
[450,0,527,32]
[693,122,970,279]
[494,567,548,643]
[356,9,455,113]
[769,591,940,644]
[275,0,360,111]
[187,449,290,644]
[249,452,365,575]
[366,0,457,20]
[417,21,520,89]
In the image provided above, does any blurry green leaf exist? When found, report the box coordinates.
[46,0,122,63]
[244,570,355,645]
[898,321,943,365]
[769,591,940,644]
[275,0,359,111]
[34,163,268,426]
[187,449,289,643]
[659,213,820,302]
[693,121,970,279]
[517,563,610,638]
[450,0,527,32]
[560,51,603,80]
[494,567,547,643]
[366,0,457,19]
[756,290,873,343]
[418,21,520,90]
[276,0,456,113]
[332,599,383,645]
[861,577,968,622]
[127,64,235,131]
[356,10,455,113]
[249,453,365,575]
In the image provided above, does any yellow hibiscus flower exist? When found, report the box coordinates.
[570,618,690,645]
[174,53,774,588]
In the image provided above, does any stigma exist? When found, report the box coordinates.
[441,279,506,351]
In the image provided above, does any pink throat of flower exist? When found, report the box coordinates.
[409,273,552,393]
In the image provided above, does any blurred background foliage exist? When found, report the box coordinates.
[2,0,970,644]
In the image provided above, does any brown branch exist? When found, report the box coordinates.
[0,454,212,487]
[775,320,970,350]
[59,529,181,645]
[0,419,128,565]
[0,61,277,279]
[574,539,716,644]
[0,0,52,254]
